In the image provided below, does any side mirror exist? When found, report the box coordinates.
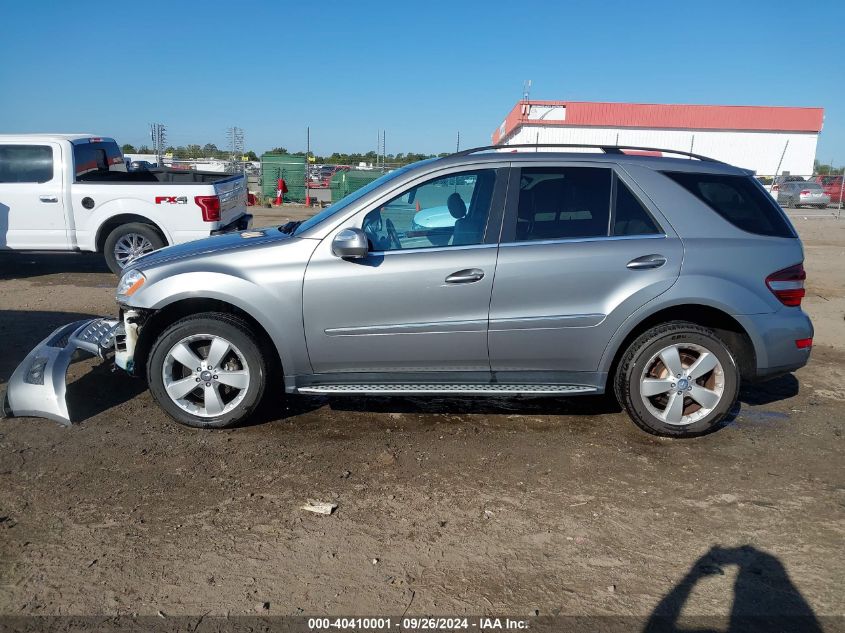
[332,228,369,259]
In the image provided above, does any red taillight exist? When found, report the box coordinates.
[799,189,811,195]
[195,195,221,222]
[766,263,806,307]
[795,337,813,349]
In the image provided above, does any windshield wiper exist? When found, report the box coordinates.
[279,220,302,234]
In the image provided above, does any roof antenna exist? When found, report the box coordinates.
[535,131,539,152]
[521,80,532,116]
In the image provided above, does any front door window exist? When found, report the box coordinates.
[362,169,497,251]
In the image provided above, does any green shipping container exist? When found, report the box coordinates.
[329,169,383,202]
[260,153,307,203]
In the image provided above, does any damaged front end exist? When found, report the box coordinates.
[2,312,143,426]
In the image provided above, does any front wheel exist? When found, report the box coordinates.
[614,322,739,437]
[103,222,165,274]
[147,314,267,428]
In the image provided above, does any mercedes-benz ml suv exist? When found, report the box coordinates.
[5,145,813,437]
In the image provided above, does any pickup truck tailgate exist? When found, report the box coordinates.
[214,175,248,226]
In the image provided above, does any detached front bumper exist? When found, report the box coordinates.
[3,318,119,426]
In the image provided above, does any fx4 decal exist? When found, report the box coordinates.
[155,196,188,204]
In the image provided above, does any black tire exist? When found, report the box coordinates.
[614,321,740,438]
[103,222,165,275]
[147,313,267,429]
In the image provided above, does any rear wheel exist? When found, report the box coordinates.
[614,322,739,437]
[147,314,267,428]
[103,222,165,274]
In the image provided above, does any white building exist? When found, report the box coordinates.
[493,100,824,176]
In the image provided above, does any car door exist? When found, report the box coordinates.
[0,142,68,249]
[488,163,683,382]
[776,182,791,206]
[302,164,508,375]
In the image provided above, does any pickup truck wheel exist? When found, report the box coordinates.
[103,223,165,274]
[614,322,739,438]
[147,314,267,429]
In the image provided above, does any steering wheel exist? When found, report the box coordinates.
[385,218,401,250]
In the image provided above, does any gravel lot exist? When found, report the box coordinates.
[0,207,842,624]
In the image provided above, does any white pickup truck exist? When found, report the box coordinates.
[0,134,252,273]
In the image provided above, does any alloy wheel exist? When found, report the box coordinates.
[162,334,251,418]
[113,233,155,268]
[639,343,725,426]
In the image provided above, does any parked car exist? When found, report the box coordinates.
[129,160,156,171]
[814,175,845,204]
[4,145,813,438]
[768,175,806,198]
[0,134,252,273]
[776,181,830,208]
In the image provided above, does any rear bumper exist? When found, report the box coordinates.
[4,318,118,425]
[211,213,253,235]
[735,310,814,381]
[798,196,830,206]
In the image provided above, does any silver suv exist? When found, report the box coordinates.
[5,146,813,437]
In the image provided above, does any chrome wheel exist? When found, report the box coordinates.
[113,233,155,268]
[162,334,250,418]
[639,343,725,426]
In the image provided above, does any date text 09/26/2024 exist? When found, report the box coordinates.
[307,617,529,630]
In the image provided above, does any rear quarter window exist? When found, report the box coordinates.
[662,171,795,238]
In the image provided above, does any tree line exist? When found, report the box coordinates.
[121,143,258,161]
[813,160,845,176]
[121,143,450,166]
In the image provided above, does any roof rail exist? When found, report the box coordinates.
[450,143,721,163]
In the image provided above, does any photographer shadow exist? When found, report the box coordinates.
[643,545,823,633]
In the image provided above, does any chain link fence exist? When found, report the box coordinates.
[755,174,845,217]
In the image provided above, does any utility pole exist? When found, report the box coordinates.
[773,140,789,181]
[149,123,167,165]
[382,129,386,172]
[306,126,311,206]
[226,126,244,172]
[456,131,460,153]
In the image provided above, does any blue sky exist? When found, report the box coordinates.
[1,0,843,162]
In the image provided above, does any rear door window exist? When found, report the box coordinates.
[663,172,795,238]
[515,167,612,241]
[0,145,54,183]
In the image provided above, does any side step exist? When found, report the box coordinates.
[297,384,598,396]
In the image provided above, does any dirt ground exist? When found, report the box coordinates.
[0,206,842,625]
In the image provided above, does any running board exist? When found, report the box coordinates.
[297,384,598,396]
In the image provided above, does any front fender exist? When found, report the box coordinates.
[124,269,309,377]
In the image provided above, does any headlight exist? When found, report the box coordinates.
[116,269,146,298]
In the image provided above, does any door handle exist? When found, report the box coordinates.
[39,195,58,203]
[627,254,667,270]
[445,268,485,284]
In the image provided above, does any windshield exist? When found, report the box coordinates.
[293,160,436,235]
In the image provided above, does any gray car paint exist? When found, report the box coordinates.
[4,150,814,423]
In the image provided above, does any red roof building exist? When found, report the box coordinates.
[492,100,824,175]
